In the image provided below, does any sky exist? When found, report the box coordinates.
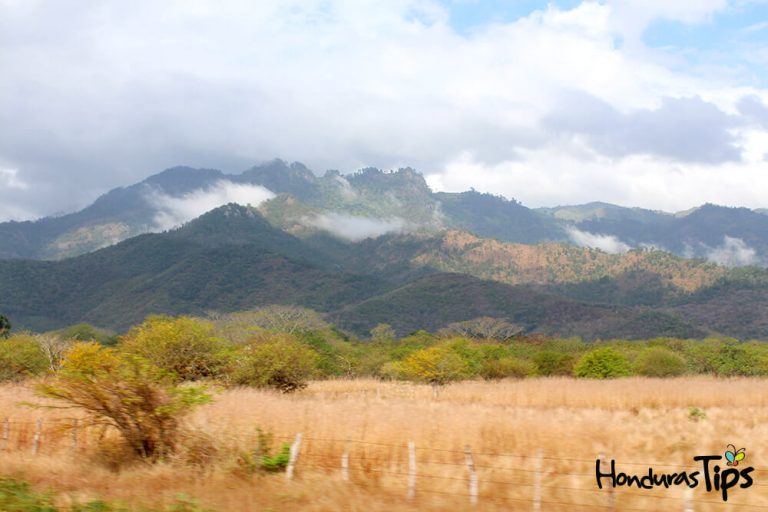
[2,0,768,221]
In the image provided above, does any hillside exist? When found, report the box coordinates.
[328,272,706,339]
[4,203,768,339]
[0,205,387,331]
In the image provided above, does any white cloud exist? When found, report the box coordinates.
[147,180,275,231]
[566,226,632,254]
[705,236,760,267]
[0,168,28,190]
[0,0,767,219]
[304,212,406,241]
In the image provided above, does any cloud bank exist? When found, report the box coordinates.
[705,236,760,267]
[2,0,768,220]
[566,227,632,254]
[304,213,406,241]
[147,181,275,231]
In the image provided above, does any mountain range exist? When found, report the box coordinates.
[2,161,768,339]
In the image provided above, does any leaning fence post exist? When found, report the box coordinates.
[341,440,350,482]
[465,445,478,506]
[533,449,542,512]
[286,433,302,480]
[70,419,79,455]
[1,417,9,451]
[32,419,42,456]
[599,453,615,511]
[408,441,417,500]
[683,487,694,512]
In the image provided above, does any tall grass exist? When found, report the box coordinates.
[2,377,768,511]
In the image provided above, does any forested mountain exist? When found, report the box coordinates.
[3,202,768,339]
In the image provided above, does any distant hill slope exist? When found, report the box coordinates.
[328,273,706,339]
[4,204,768,339]
[0,205,387,331]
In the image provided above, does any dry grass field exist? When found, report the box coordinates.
[2,377,768,511]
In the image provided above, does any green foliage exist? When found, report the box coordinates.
[369,323,396,342]
[120,316,231,381]
[53,323,118,346]
[0,314,10,338]
[574,347,631,379]
[0,333,48,382]
[229,335,319,392]
[37,342,211,460]
[688,407,707,422]
[634,347,687,377]
[533,350,575,376]
[480,356,535,379]
[0,478,210,512]
[0,477,56,511]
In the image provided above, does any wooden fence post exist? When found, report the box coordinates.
[70,419,79,455]
[683,487,694,512]
[464,445,478,506]
[1,417,9,451]
[341,441,350,482]
[599,453,615,511]
[32,419,42,456]
[533,449,542,512]
[286,433,302,480]
[407,441,417,500]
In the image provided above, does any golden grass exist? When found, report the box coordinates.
[2,377,768,511]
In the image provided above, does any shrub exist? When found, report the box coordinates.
[0,314,10,338]
[229,335,319,392]
[0,333,48,382]
[574,347,631,379]
[399,345,471,385]
[533,350,575,376]
[480,356,535,379]
[0,477,56,511]
[37,342,211,460]
[634,347,687,377]
[120,316,230,381]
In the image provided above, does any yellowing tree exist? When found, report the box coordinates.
[399,345,471,385]
[120,316,230,381]
[37,342,210,460]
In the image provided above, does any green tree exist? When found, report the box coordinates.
[480,356,535,379]
[120,316,230,381]
[534,350,575,376]
[0,333,48,382]
[574,347,631,379]
[37,342,210,460]
[370,323,396,342]
[634,347,687,377]
[0,315,10,338]
[229,335,319,392]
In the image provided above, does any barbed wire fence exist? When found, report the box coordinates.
[2,417,768,510]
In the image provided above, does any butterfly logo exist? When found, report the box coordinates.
[725,444,746,466]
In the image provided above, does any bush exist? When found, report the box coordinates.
[0,314,10,338]
[0,333,48,382]
[120,316,230,381]
[37,343,211,460]
[399,345,471,385]
[635,347,687,377]
[480,356,535,379]
[229,335,319,392]
[533,350,575,376]
[574,347,631,379]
